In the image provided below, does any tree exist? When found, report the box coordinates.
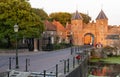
[0,0,44,48]
[49,12,71,26]
[49,12,91,26]
[80,13,91,24]
[32,8,49,20]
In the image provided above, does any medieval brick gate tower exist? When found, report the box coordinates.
[70,10,108,46]
[32,9,120,51]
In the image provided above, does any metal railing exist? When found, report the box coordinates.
[28,46,89,77]
[2,45,92,77]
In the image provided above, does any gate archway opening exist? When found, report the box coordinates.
[84,33,94,45]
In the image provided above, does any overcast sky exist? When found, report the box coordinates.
[29,0,120,25]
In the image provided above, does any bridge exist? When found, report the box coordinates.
[0,45,93,77]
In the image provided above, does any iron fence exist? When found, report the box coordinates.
[28,48,89,77]
[2,46,91,77]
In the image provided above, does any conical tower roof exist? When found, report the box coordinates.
[96,10,108,20]
[71,10,83,20]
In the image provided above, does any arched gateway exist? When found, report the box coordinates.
[28,9,120,51]
[68,9,108,46]
[84,33,94,45]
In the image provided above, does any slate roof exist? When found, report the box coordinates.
[71,10,83,20]
[96,10,108,20]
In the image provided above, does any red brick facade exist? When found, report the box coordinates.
[45,10,120,46]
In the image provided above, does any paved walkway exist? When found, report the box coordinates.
[0,49,48,56]
[0,48,71,72]
[0,48,67,55]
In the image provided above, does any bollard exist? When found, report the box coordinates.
[9,57,11,70]
[25,58,28,72]
[64,60,66,74]
[73,57,75,68]
[67,59,69,72]
[25,58,30,72]
[8,71,9,77]
[56,64,58,77]
[43,70,46,77]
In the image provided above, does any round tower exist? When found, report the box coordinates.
[96,10,108,46]
[71,10,83,45]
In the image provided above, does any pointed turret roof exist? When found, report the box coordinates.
[71,10,83,20]
[96,10,108,20]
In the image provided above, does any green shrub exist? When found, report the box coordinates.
[53,43,72,50]
[0,39,8,48]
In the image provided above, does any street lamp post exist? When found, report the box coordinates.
[14,24,19,69]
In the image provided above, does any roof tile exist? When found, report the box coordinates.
[44,20,56,31]
[96,10,108,20]
[71,10,83,20]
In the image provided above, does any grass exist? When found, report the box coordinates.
[101,56,120,64]
[88,75,108,77]
[90,56,120,64]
